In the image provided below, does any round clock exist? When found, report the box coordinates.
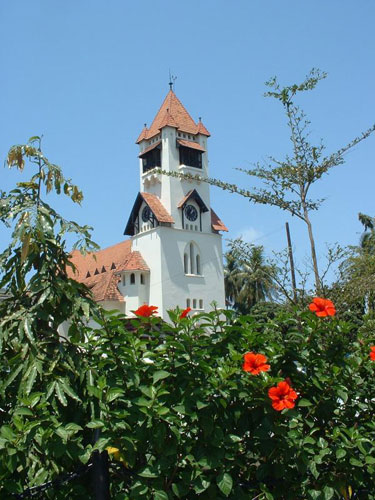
[142,206,152,222]
[185,204,198,221]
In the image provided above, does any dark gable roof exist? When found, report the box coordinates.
[177,189,209,213]
[124,192,174,236]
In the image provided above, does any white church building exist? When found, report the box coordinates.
[69,87,228,320]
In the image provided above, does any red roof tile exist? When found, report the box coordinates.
[118,251,149,271]
[81,272,124,302]
[177,139,205,152]
[196,120,211,137]
[211,209,228,232]
[136,125,149,143]
[158,108,179,129]
[137,90,210,142]
[68,241,150,303]
[141,192,174,223]
[68,240,132,280]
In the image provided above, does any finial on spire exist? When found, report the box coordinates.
[168,69,177,91]
[199,117,202,122]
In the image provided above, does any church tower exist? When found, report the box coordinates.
[68,87,227,321]
[123,87,227,318]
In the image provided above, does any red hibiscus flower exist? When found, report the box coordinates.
[180,307,191,319]
[243,352,270,375]
[370,346,375,361]
[309,297,336,317]
[268,380,298,411]
[134,304,158,317]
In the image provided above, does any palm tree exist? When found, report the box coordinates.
[224,249,242,308]
[359,213,375,254]
[224,239,277,314]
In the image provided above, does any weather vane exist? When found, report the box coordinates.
[169,70,177,90]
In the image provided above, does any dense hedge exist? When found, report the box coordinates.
[2,301,375,499]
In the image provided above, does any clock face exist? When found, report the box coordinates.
[185,204,198,222]
[142,206,152,222]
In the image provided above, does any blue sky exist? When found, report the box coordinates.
[1,0,374,286]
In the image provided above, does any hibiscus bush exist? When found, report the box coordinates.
[81,305,375,500]
[2,299,375,499]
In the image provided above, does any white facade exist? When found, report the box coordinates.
[120,90,227,320]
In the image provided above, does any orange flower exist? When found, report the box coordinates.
[268,380,298,411]
[309,297,336,317]
[180,307,191,319]
[370,346,375,361]
[243,352,270,375]
[134,304,158,317]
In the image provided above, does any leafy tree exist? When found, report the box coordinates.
[0,137,102,497]
[333,213,375,318]
[224,239,278,313]
[358,212,375,254]
[161,70,375,293]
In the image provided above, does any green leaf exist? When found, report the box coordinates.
[86,420,105,429]
[55,382,67,406]
[2,364,23,391]
[298,398,313,407]
[153,370,171,384]
[336,449,346,459]
[310,462,319,479]
[138,466,159,478]
[106,387,124,402]
[1,426,15,441]
[322,486,334,499]
[21,317,34,342]
[14,407,33,417]
[337,389,348,403]
[61,379,81,402]
[365,456,375,465]
[65,423,83,432]
[216,472,233,497]
[25,366,37,395]
[154,491,168,500]
[350,457,363,467]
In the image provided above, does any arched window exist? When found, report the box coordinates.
[186,298,191,307]
[122,274,126,286]
[140,274,144,285]
[184,241,201,276]
[196,254,201,275]
[190,243,194,274]
[130,273,135,284]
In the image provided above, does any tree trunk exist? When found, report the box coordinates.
[303,208,321,294]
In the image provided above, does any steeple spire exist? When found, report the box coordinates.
[168,70,177,91]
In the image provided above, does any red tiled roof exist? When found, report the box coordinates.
[118,251,149,271]
[68,241,149,303]
[141,192,174,223]
[136,126,149,143]
[68,240,132,280]
[158,109,179,129]
[211,209,228,232]
[136,90,210,142]
[139,141,161,158]
[196,120,210,137]
[177,139,205,152]
[84,272,125,302]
